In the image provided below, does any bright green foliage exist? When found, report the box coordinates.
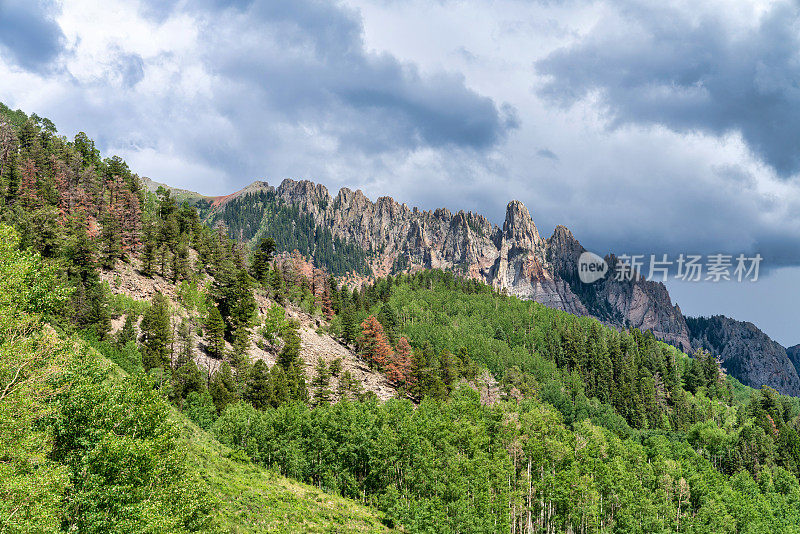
[0,324,71,533]
[215,388,800,534]
[0,225,209,533]
[83,333,143,376]
[260,302,288,344]
[184,391,218,430]
[51,366,211,533]
[368,270,705,430]
[0,225,70,319]
[180,408,393,533]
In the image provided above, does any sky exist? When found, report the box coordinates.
[0,0,798,345]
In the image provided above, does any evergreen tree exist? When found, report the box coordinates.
[341,306,359,345]
[229,327,251,369]
[386,336,413,387]
[269,267,286,304]
[210,362,236,413]
[139,292,173,371]
[357,315,392,371]
[438,349,458,391]
[245,359,272,410]
[205,305,226,358]
[286,363,308,403]
[117,313,137,346]
[311,358,332,406]
[269,364,290,407]
[278,320,302,370]
[177,318,194,361]
[377,302,399,344]
[251,237,275,284]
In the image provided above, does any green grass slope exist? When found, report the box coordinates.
[173,412,394,533]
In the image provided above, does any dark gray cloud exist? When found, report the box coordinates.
[536,0,800,176]
[187,0,517,157]
[0,0,64,71]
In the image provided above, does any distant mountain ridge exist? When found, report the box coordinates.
[152,177,800,395]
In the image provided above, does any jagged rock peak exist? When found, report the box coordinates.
[503,200,541,249]
[548,225,583,254]
[434,207,453,220]
[334,187,369,207]
[277,178,331,203]
[550,225,575,242]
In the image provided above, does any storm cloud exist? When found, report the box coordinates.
[537,0,800,176]
[0,0,64,71]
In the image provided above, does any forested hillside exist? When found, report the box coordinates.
[3,103,800,533]
[206,189,372,277]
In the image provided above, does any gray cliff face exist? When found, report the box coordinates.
[687,316,800,396]
[267,179,688,346]
[210,178,799,396]
[787,345,800,377]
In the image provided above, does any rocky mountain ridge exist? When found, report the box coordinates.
[687,316,800,396]
[214,179,692,348]
[156,177,800,396]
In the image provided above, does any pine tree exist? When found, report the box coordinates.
[269,364,289,407]
[117,313,137,346]
[377,303,399,344]
[386,336,413,387]
[269,267,286,304]
[286,363,308,403]
[311,358,332,406]
[210,362,236,413]
[251,237,275,285]
[438,349,458,391]
[357,315,393,371]
[229,268,256,334]
[171,241,190,283]
[100,209,122,268]
[177,318,194,362]
[140,292,173,371]
[229,327,251,369]
[205,305,226,358]
[172,359,206,406]
[341,306,359,345]
[18,158,40,210]
[245,359,272,410]
[278,320,302,370]
[141,223,156,276]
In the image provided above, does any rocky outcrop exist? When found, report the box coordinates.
[687,316,800,396]
[786,345,800,377]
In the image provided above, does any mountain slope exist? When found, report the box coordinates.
[203,178,800,395]
[176,398,393,533]
[208,179,688,341]
[686,315,800,396]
